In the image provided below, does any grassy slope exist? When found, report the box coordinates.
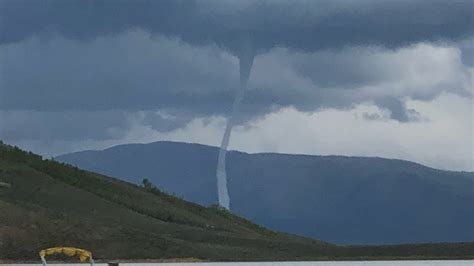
[0,142,473,261]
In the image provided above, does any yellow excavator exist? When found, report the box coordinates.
[39,247,94,266]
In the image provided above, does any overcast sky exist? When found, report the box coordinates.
[0,0,473,171]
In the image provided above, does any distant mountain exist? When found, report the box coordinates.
[57,141,474,245]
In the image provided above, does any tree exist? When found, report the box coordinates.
[142,178,154,190]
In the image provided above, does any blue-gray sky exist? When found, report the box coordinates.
[0,0,473,170]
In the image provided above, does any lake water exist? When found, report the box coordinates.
[2,261,473,266]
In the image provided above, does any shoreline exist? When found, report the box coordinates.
[2,256,474,264]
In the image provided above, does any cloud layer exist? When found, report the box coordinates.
[0,1,472,170]
[1,0,473,53]
[1,31,471,121]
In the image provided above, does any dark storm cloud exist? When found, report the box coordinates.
[0,32,364,120]
[0,32,470,125]
[142,111,194,132]
[0,0,472,147]
[0,110,131,141]
[458,38,474,67]
[1,0,472,54]
[0,32,238,114]
[373,98,421,122]
[0,0,471,164]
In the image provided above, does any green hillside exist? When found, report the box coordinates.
[0,141,473,261]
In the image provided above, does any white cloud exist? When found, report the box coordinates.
[250,42,471,106]
[155,92,473,171]
[9,93,472,171]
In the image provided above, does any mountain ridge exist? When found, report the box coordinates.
[60,140,472,174]
[57,140,474,245]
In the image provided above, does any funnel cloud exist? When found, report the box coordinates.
[216,39,255,209]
